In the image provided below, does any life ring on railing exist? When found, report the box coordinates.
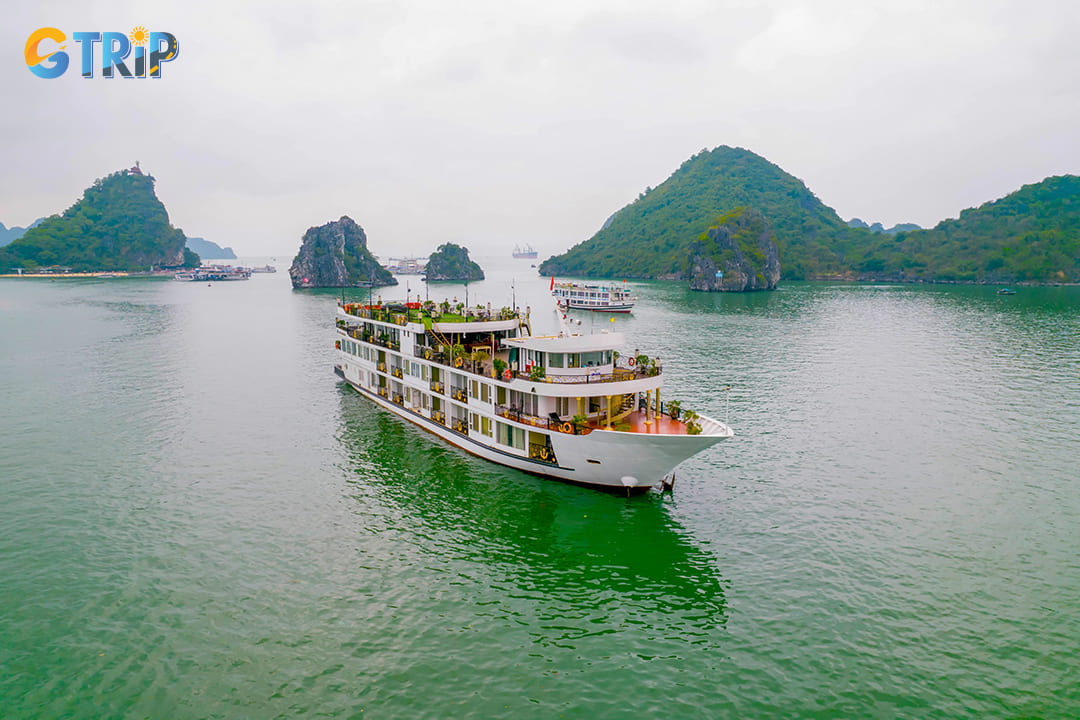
[627,357,635,367]
[454,356,463,368]
[503,368,511,380]
[562,422,573,434]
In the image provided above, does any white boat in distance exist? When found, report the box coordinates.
[174,264,251,281]
[334,298,732,492]
[552,280,636,313]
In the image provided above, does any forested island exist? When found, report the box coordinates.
[0,167,198,272]
[540,146,1080,286]
[424,243,485,282]
[289,216,396,289]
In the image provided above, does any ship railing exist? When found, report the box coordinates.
[452,419,469,434]
[391,367,404,379]
[429,380,445,394]
[495,405,590,435]
[377,387,389,399]
[530,367,658,385]
[431,410,446,425]
[392,393,404,405]
[450,388,468,403]
[341,303,521,325]
[377,362,387,373]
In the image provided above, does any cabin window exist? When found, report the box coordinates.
[469,380,491,402]
[548,352,564,368]
[567,354,580,368]
[556,397,571,416]
[496,422,526,450]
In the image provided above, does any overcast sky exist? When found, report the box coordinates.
[5,0,1079,258]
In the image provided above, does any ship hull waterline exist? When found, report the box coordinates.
[336,368,730,493]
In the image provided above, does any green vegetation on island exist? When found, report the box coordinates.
[686,207,780,291]
[0,169,197,272]
[853,176,1080,283]
[289,216,396,289]
[540,146,869,282]
[424,243,485,282]
[540,145,1080,285]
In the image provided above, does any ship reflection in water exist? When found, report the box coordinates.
[336,394,728,641]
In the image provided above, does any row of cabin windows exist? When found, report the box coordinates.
[525,349,614,369]
[355,370,531,455]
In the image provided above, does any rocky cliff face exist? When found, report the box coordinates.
[687,207,780,292]
[289,216,396,289]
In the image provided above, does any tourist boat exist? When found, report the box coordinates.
[512,244,538,259]
[333,299,733,492]
[248,264,277,273]
[552,280,636,313]
[173,265,251,281]
[387,257,428,274]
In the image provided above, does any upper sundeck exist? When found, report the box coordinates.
[338,301,523,334]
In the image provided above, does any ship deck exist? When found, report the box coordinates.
[589,410,688,435]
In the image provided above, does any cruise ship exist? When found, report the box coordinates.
[512,244,538,259]
[333,299,732,492]
[552,280,636,313]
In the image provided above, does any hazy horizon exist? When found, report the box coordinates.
[5,0,1079,259]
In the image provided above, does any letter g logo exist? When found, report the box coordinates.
[26,27,69,78]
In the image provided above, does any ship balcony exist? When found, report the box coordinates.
[429,380,445,394]
[392,393,404,405]
[452,419,469,434]
[390,367,404,379]
[450,388,468,403]
[431,410,446,425]
[377,362,387,373]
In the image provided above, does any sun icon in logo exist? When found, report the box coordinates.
[129,26,149,46]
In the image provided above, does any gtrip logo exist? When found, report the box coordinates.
[26,27,179,79]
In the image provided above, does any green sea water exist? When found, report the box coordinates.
[2,262,1078,718]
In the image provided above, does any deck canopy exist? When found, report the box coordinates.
[503,331,624,353]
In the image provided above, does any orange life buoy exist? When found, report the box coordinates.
[627,357,635,367]
[503,368,511,380]
[454,356,463,368]
[562,422,572,433]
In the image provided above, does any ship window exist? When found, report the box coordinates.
[581,351,604,366]
[548,352,564,368]
[567,354,579,368]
